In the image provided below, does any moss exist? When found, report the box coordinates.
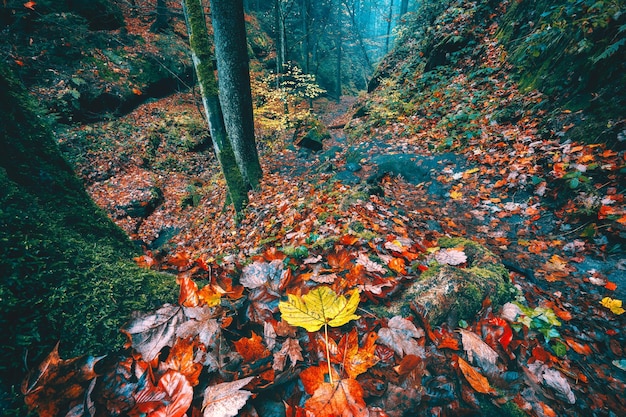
[0,64,178,412]
[479,398,527,417]
[373,238,515,325]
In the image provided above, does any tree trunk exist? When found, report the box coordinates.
[182,0,248,212]
[302,0,311,73]
[385,0,394,54]
[210,0,263,189]
[150,0,169,32]
[335,4,342,101]
[400,0,409,17]
[0,63,178,401]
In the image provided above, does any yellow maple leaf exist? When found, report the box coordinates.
[450,190,463,200]
[279,286,360,332]
[600,297,625,315]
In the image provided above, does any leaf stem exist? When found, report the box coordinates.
[324,323,333,384]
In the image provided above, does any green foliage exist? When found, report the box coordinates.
[497,0,626,144]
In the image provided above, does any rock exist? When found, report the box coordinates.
[345,162,362,172]
[293,118,330,151]
[333,171,361,185]
[368,153,463,192]
[117,186,164,219]
[373,238,516,326]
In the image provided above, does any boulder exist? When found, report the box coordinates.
[294,118,330,151]
[373,238,516,326]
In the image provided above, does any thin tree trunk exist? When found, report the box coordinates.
[335,5,342,101]
[210,0,263,189]
[302,0,310,73]
[400,0,409,16]
[150,0,169,32]
[385,0,394,54]
[182,0,248,213]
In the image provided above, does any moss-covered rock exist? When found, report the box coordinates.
[0,64,178,412]
[372,238,516,326]
[294,117,331,151]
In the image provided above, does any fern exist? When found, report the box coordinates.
[591,37,626,63]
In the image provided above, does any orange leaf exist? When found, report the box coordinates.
[564,337,592,355]
[457,356,496,394]
[339,234,360,246]
[393,354,423,375]
[169,251,192,269]
[493,179,507,188]
[605,281,617,291]
[336,329,379,379]
[24,1,36,10]
[176,273,199,307]
[300,364,339,395]
[304,379,368,417]
[148,370,193,417]
[387,257,407,275]
[328,248,354,270]
[132,87,142,95]
[233,332,270,362]
[164,338,202,386]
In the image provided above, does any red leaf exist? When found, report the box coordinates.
[24,1,36,10]
[233,332,271,362]
[605,281,617,291]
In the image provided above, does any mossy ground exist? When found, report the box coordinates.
[0,64,178,414]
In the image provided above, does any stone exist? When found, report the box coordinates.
[371,238,516,326]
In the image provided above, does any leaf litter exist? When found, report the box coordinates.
[25,1,626,416]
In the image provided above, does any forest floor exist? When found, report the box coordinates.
[30,3,625,416]
[49,83,626,416]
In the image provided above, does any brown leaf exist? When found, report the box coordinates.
[378,316,425,357]
[273,337,304,371]
[122,304,185,362]
[233,332,271,362]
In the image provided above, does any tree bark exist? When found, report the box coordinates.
[182,0,248,213]
[400,0,409,17]
[150,0,169,32]
[385,0,394,54]
[335,4,343,101]
[210,0,263,189]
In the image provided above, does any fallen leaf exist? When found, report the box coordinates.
[121,304,185,362]
[202,376,255,417]
[279,286,360,332]
[233,332,270,362]
[273,337,303,371]
[435,248,467,266]
[304,378,368,417]
[356,252,387,274]
[378,316,425,357]
[456,356,496,394]
[600,297,625,315]
[459,330,498,371]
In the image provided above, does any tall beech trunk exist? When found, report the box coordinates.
[182,0,248,213]
[210,0,263,190]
